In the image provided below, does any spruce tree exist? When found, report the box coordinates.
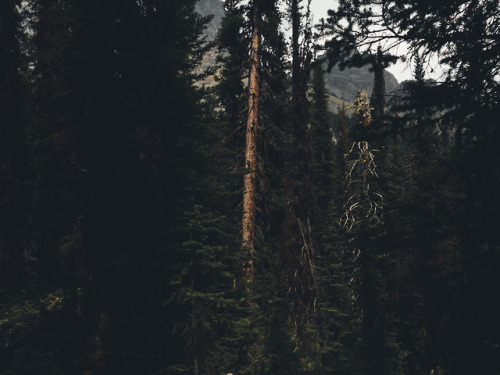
[0,0,25,276]
[215,1,303,373]
[11,1,228,372]
[308,62,359,375]
[320,1,500,371]
[278,0,317,356]
[309,62,336,221]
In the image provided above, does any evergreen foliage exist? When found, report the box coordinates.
[1,0,499,374]
[0,0,26,279]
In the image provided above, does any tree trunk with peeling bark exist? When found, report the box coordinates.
[242,2,261,284]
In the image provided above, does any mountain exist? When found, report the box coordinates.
[323,63,400,103]
[195,0,225,41]
[195,0,400,106]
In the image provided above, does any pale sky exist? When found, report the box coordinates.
[309,0,332,23]
[308,0,415,83]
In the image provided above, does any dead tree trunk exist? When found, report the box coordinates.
[242,2,262,284]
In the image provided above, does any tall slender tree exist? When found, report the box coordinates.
[310,62,336,216]
[0,0,25,275]
[215,2,301,374]
[242,0,262,284]
[278,0,317,355]
[370,46,387,121]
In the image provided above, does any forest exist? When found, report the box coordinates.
[0,0,499,374]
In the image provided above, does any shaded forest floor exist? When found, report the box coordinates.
[0,278,171,374]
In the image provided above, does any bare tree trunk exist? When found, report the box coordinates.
[242,2,261,284]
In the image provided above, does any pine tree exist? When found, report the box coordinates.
[278,0,317,356]
[216,0,248,156]
[370,46,389,121]
[307,62,359,375]
[338,88,409,375]
[310,62,336,218]
[26,0,96,283]
[14,1,227,372]
[320,1,500,370]
[214,2,301,373]
[257,3,305,371]
[0,0,26,276]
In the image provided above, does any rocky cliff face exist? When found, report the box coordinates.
[195,0,400,104]
[195,0,225,41]
[323,63,400,102]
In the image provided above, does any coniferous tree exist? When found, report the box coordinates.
[388,52,462,375]
[0,0,25,276]
[369,46,393,124]
[216,0,248,157]
[3,1,225,373]
[4,0,499,373]
[250,1,301,372]
[215,2,299,374]
[25,0,100,285]
[322,1,500,372]
[308,62,359,375]
[310,62,336,224]
[278,0,317,356]
[340,88,406,375]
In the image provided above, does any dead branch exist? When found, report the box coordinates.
[342,141,383,231]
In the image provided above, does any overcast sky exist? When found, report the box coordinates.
[309,0,331,23]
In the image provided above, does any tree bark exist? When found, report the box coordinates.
[242,2,261,283]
